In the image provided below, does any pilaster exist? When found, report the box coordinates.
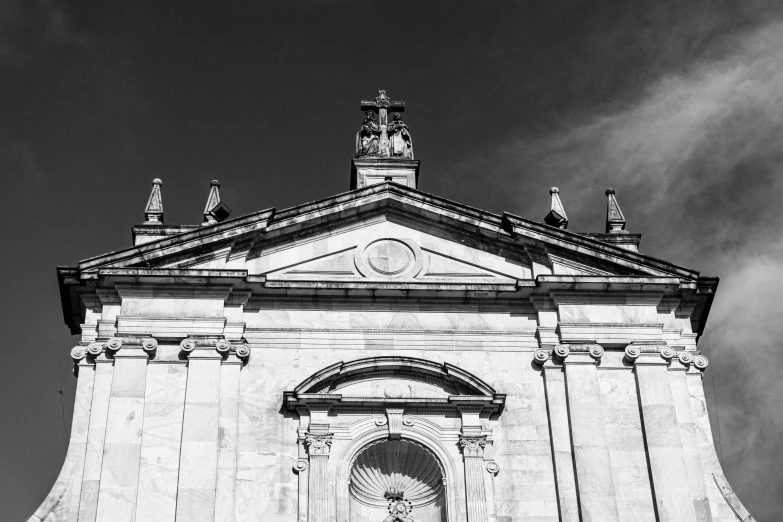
[535,349,579,522]
[625,344,699,521]
[459,434,489,522]
[668,352,713,521]
[175,338,248,522]
[95,337,157,522]
[78,343,115,522]
[560,344,621,522]
[305,431,333,522]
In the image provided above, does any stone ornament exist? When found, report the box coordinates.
[552,344,604,362]
[659,346,676,360]
[588,345,605,360]
[305,433,333,456]
[354,238,424,279]
[459,435,487,458]
[485,461,500,475]
[87,342,104,356]
[677,351,695,365]
[70,346,87,361]
[235,344,251,360]
[357,89,409,159]
[180,338,240,357]
[106,337,158,353]
[351,440,442,511]
[624,345,641,362]
[553,345,570,360]
[293,459,308,474]
[693,355,709,370]
[533,349,550,364]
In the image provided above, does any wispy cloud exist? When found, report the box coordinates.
[459,19,783,518]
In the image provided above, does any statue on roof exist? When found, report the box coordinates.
[356,110,381,157]
[388,113,413,159]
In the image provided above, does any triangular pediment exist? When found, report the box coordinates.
[74,183,700,282]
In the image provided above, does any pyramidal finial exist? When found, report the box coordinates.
[544,187,568,229]
[144,178,164,225]
[203,180,221,225]
[605,188,626,233]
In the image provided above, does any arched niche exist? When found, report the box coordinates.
[284,356,505,522]
[349,439,446,522]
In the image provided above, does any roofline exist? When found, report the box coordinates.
[73,182,699,279]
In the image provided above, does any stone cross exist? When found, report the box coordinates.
[361,90,405,157]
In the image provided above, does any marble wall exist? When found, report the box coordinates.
[30,298,748,522]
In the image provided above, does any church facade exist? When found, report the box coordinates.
[30,92,754,522]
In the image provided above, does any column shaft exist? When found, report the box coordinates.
[564,362,620,522]
[95,353,149,522]
[542,366,579,522]
[308,455,330,522]
[464,457,489,522]
[175,356,223,522]
[635,363,698,521]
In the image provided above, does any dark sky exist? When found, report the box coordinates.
[2,1,782,519]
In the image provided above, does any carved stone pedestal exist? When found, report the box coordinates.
[351,158,420,190]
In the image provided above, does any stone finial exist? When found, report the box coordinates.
[202,180,232,225]
[544,187,568,229]
[203,180,221,225]
[144,178,164,225]
[605,188,626,233]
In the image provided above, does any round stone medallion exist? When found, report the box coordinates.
[365,240,413,276]
[383,384,403,398]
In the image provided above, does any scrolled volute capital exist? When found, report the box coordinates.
[87,342,104,356]
[485,460,500,475]
[553,345,570,361]
[70,346,87,361]
[588,345,604,360]
[304,433,333,456]
[235,344,251,360]
[659,346,676,361]
[458,435,487,458]
[141,338,158,353]
[693,355,709,371]
[180,337,236,357]
[677,350,695,365]
[106,337,157,354]
[533,349,550,365]
[624,344,641,363]
[216,339,232,354]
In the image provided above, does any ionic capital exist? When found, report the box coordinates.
[624,344,699,367]
[538,344,604,365]
[180,337,251,362]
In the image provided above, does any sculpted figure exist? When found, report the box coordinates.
[356,110,381,157]
[388,113,413,159]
